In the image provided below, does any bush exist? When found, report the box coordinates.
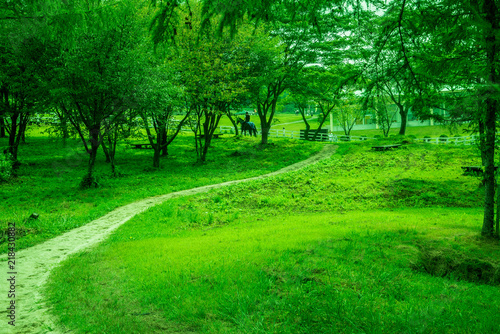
[439,134,448,142]
[0,152,12,182]
[423,136,431,143]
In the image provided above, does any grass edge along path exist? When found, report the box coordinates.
[0,145,337,334]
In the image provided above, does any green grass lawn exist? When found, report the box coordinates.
[45,141,500,333]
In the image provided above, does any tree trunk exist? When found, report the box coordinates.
[160,127,168,156]
[496,176,500,237]
[481,0,499,237]
[8,113,18,162]
[87,142,98,179]
[226,112,239,136]
[260,124,270,145]
[258,103,274,146]
[153,146,161,168]
[162,145,168,157]
[398,105,408,135]
[482,99,496,237]
[82,127,101,187]
[298,106,311,140]
[101,140,111,163]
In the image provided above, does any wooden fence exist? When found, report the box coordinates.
[219,126,479,146]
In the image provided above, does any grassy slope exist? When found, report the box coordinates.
[46,142,500,333]
[0,131,322,252]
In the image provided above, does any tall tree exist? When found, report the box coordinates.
[162,5,252,162]
[421,0,499,237]
[136,63,189,168]
[51,1,144,186]
[333,88,366,136]
[0,20,52,163]
[371,0,500,237]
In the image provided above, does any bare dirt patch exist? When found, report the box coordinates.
[0,145,337,334]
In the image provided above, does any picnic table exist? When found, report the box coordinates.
[130,143,153,149]
[371,144,402,151]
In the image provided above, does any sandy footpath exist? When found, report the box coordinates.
[0,145,336,334]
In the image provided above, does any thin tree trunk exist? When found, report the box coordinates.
[82,127,101,188]
[101,140,111,163]
[398,106,408,135]
[8,113,18,162]
[482,99,496,236]
[482,0,499,237]
[226,112,239,136]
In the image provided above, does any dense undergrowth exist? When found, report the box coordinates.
[0,133,321,252]
[45,141,500,333]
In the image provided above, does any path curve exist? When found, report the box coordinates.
[0,145,337,334]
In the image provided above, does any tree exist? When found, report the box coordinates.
[136,63,189,168]
[0,20,52,163]
[333,88,366,136]
[164,5,251,162]
[363,10,425,137]
[373,0,500,237]
[51,2,144,186]
[364,93,397,138]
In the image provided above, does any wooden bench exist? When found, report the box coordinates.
[130,143,153,149]
[371,144,402,151]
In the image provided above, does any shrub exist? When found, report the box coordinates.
[439,134,448,142]
[423,136,431,143]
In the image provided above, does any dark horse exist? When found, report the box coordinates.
[237,117,257,137]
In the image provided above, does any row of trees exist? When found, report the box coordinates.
[192,0,500,237]
[1,0,499,237]
[0,1,279,179]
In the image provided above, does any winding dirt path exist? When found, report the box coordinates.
[0,145,336,334]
